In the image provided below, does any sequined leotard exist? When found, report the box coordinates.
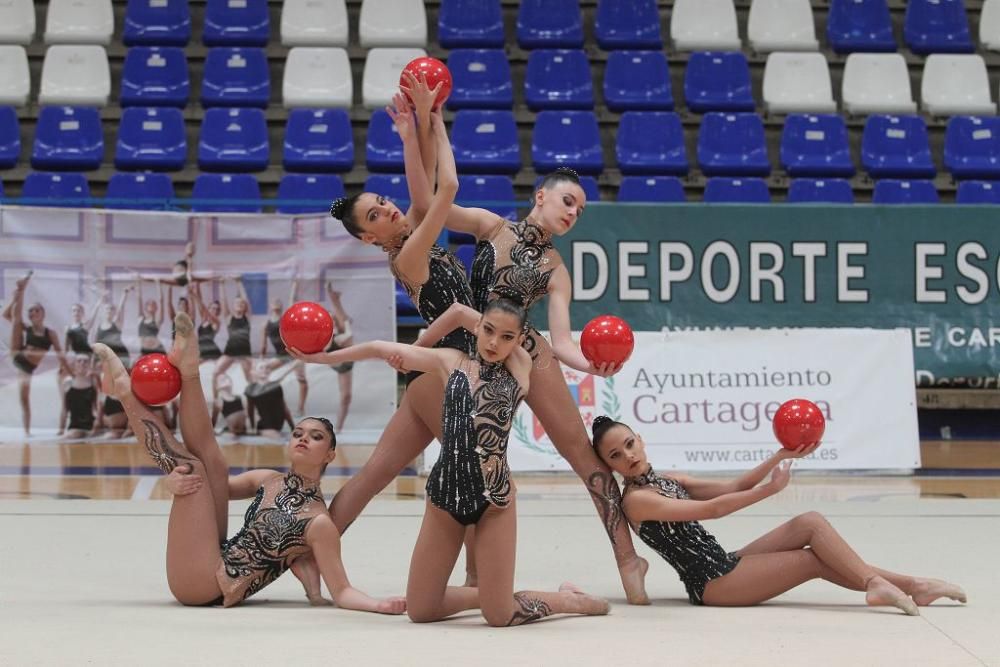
[391,242,476,360]
[216,471,325,607]
[625,468,741,605]
[471,218,560,363]
[426,356,525,525]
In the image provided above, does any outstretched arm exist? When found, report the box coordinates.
[84,289,106,330]
[414,302,481,348]
[676,444,818,500]
[547,267,619,377]
[288,340,446,375]
[114,286,131,329]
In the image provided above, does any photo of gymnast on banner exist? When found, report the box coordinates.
[0,207,397,444]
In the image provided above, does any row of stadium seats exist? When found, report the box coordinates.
[9,171,1000,212]
[8,0,1000,56]
[9,106,1000,181]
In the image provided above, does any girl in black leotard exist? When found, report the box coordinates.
[213,277,252,384]
[245,361,296,439]
[591,417,967,614]
[64,291,103,357]
[321,100,478,533]
[189,281,222,363]
[136,276,166,354]
[291,297,608,626]
[59,353,98,439]
[211,372,246,435]
[2,272,69,436]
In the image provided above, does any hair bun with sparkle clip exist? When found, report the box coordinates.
[592,415,613,436]
[330,197,348,220]
[552,167,579,181]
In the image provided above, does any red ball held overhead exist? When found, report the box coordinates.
[400,56,453,109]
[772,399,826,450]
[131,353,182,406]
[280,302,334,355]
[580,315,635,368]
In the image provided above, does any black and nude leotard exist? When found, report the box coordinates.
[624,468,741,605]
[217,471,325,607]
[425,356,525,526]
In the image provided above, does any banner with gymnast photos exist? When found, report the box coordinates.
[0,206,397,444]
[422,329,920,472]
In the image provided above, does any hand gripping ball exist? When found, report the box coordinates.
[772,399,826,450]
[131,353,182,406]
[400,57,453,109]
[580,315,635,368]
[280,302,334,354]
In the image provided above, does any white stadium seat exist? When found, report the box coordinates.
[283,47,353,108]
[39,45,110,106]
[362,47,426,109]
[281,0,349,47]
[921,55,995,116]
[748,0,819,52]
[0,45,30,106]
[0,0,36,45]
[44,0,113,45]
[842,53,916,115]
[359,0,427,48]
[671,0,741,51]
[763,52,836,114]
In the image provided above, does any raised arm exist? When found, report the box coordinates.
[167,286,177,321]
[288,339,447,376]
[546,266,618,377]
[114,286,130,329]
[235,276,249,305]
[288,278,299,306]
[414,302,481,348]
[193,282,221,327]
[675,444,818,500]
[387,92,435,225]
[399,72,443,218]
[156,279,165,327]
[220,279,231,320]
[135,276,143,320]
[2,274,26,324]
[84,290,106,330]
[625,462,792,523]
[325,282,350,332]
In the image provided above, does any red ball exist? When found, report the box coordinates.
[580,315,635,368]
[131,353,181,406]
[280,302,334,354]
[772,399,826,450]
[400,57,453,109]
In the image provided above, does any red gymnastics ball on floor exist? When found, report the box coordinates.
[772,399,826,450]
[400,56,453,109]
[131,353,181,406]
[580,315,635,368]
[280,301,334,354]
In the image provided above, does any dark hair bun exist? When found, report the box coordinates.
[329,197,348,220]
[552,166,579,180]
[591,415,613,437]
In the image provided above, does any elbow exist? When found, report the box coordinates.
[437,177,459,195]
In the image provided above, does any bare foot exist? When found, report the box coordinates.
[866,576,919,616]
[911,578,967,606]
[93,344,131,399]
[307,595,334,607]
[619,556,650,605]
[168,313,200,377]
[559,582,611,616]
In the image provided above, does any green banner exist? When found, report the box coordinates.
[543,204,1000,388]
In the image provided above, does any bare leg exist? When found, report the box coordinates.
[169,313,229,541]
[405,501,479,623]
[462,526,477,587]
[335,370,352,432]
[737,512,965,607]
[212,355,234,381]
[296,363,308,416]
[17,375,30,436]
[328,378,436,533]
[475,498,609,627]
[93,343,223,605]
[525,347,648,604]
[237,358,252,384]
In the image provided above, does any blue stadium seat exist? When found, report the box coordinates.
[21,172,91,207]
[447,49,513,110]
[396,284,419,317]
[0,107,20,169]
[277,174,345,214]
[780,114,855,177]
[604,51,673,112]
[697,113,770,176]
[617,176,686,202]
[787,178,855,203]
[197,108,269,172]
[364,173,410,204]
[517,0,583,49]
[456,174,517,220]
[114,107,186,171]
[826,0,895,54]
[944,116,1000,180]
[438,0,504,48]
[283,109,354,172]
[452,110,521,174]
[872,179,939,204]
[105,172,176,210]
[123,0,191,46]
[685,52,754,113]
[956,181,1000,204]
[454,244,476,278]
[203,0,269,47]
[120,47,190,108]
[861,115,935,179]
[524,50,593,110]
[201,47,269,108]
[31,107,103,171]
[191,173,262,212]
[532,111,603,175]
[904,0,973,54]
[703,178,771,203]
[365,109,404,172]
[595,0,663,50]
[616,112,687,175]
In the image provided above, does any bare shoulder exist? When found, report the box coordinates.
[305,512,337,543]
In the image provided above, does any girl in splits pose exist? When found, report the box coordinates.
[291,298,609,626]
[3,272,70,435]
[591,416,967,614]
[405,94,649,600]
[324,94,478,534]
[91,315,405,613]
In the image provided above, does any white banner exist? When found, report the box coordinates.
[0,206,396,444]
[427,328,921,472]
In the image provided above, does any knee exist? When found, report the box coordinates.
[406,605,441,624]
[481,603,513,628]
[797,511,828,529]
[341,390,352,404]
